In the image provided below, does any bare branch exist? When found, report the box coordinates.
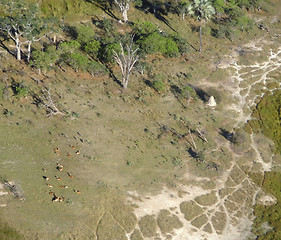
[113,39,139,89]
[40,87,65,118]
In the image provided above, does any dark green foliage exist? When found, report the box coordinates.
[133,20,159,37]
[76,25,96,45]
[149,74,166,93]
[247,90,281,154]
[101,42,121,63]
[59,40,81,53]
[30,46,59,72]
[66,52,89,72]
[168,33,190,54]
[212,0,225,14]
[252,171,281,239]
[164,38,180,57]
[11,81,29,98]
[85,40,101,58]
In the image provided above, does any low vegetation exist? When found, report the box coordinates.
[0,0,280,239]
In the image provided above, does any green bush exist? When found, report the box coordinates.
[101,42,121,63]
[11,81,29,98]
[87,61,108,76]
[169,33,190,54]
[150,74,166,93]
[85,40,101,58]
[138,32,166,54]
[165,38,179,57]
[59,40,81,54]
[67,52,90,72]
[30,46,59,72]
[133,20,158,37]
[76,25,95,45]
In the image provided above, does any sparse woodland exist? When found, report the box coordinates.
[0,0,280,239]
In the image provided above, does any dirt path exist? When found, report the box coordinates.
[125,41,281,239]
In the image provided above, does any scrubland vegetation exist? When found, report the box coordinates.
[0,0,281,239]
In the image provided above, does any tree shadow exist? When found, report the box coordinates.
[104,64,122,87]
[219,128,235,142]
[170,84,187,109]
[191,85,209,102]
[0,34,15,58]
[62,24,78,39]
[84,0,119,21]
[135,0,176,32]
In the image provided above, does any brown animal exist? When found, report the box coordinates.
[67,173,73,179]
[43,176,50,181]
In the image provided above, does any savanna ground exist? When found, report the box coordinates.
[1,1,281,239]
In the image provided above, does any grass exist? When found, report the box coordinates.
[0,219,24,240]
[0,0,281,238]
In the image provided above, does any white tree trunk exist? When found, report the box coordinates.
[15,33,21,61]
[27,40,31,62]
[122,9,128,22]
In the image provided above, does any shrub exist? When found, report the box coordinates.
[101,42,121,63]
[85,40,101,58]
[87,61,108,76]
[76,25,95,45]
[30,46,59,73]
[138,32,166,54]
[59,40,81,54]
[134,61,152,75]
[164,38,179,57]
[133,20,158,37]
[67,52,89,72]
[150,74,166,93]
[11,81,29,98]
[169,33,190,54]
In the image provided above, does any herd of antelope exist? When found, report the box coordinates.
[42,145,82,203]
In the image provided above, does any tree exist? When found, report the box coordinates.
[187,0,215,52]
[114,0,131,22]
[177,0,190,20]
[0,0,54,61]
[113,39,139,89]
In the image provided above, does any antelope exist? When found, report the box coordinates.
[52,195,60,202]
[74,190,81,194]
[69,145,75,149]
[67,173,73,179]
[56,164,63,172]
[67,153,71,157]
[54,147,59,152]
[60,185,68,189]
[59,196,65,202]
[43,176,50,181]
[49,191,54,195]
[55,176,62,180]
[42,168,47,172]
[75,150,80,155]
[47,184,53,187]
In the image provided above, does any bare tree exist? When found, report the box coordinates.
[113,39,139,89]
[114,0,131,22]
[39,87,64,117]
